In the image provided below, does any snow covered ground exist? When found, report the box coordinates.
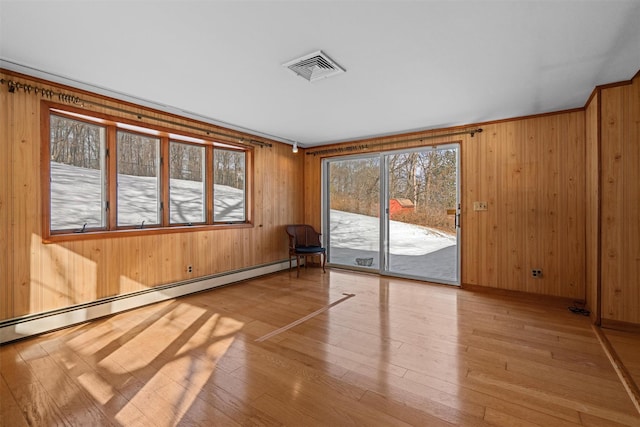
[328,209,457,283]
[50,162,244,230]
[50,162,457,282]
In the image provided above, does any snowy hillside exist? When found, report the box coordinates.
[50,161,244,230]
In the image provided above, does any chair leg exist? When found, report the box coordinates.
[322,253,326,273]
[296,255,300,277]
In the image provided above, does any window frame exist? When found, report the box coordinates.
[116,128,163,229]
[169,139,208,226]
[48,113,108,233]
[213,147,248,224]
[41,102,254,243]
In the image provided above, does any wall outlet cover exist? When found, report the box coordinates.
[473,201,488,211]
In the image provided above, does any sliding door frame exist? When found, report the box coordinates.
[322,142,461,285]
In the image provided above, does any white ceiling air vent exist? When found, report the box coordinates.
[282,50,346,82]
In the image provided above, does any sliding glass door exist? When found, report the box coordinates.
[383,146,459,283]
[326,155,381,270]
[324,144,460,284]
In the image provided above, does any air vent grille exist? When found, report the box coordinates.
[283,50,346,82]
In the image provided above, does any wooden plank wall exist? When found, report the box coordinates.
[600,73,640,325]
[0,70,304,321]
[304,111,586,300]
[585,91,601,323]
[4,68,638,325]
[0,76,11,320]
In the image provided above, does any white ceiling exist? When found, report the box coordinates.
[1,1,639,148]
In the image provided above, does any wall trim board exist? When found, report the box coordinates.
[595,89,603,327]
[598,72,640,326]
[311,108,586,157]
[585,88,602,326]
[461,283,580,307]
[585,69,640,108]
[0,260,294,345]
[602,319,640,334]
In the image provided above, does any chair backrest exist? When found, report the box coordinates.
[286,224,322,248]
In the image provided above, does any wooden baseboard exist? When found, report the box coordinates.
[461,283,581,306]
[0,260,293,345]
[601,318,640,334]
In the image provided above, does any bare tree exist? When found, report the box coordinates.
[329,149,457,232]
[214,149,245,190]
[50,115,103,169]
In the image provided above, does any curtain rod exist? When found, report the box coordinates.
[306,128,483,156]
[0,77,272,148]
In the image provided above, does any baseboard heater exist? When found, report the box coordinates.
[0,260,292,345]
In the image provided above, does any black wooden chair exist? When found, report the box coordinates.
[285,224,326,277]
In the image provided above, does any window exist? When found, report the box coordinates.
[117,131,161,227]
[213,148,246,222]
[170,141,205,224]
[49,114,107,231]
[44,105,252,240]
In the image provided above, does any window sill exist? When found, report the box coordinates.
[43,222,253,244]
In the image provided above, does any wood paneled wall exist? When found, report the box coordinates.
[304,112,586,300]
[600,74,640,325]
[0,70,304,321]
[4,67,638,325]
[464,114,585,299]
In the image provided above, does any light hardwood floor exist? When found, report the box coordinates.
[1,269,639,426]
[603,328,640,406]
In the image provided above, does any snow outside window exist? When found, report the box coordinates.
[46,107,251,238]
[170,141,206,224]
[213,149,246,222]
[116,131,161,227]
[49,114,107,231]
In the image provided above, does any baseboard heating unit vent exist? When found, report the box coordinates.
[0,260,293,344]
